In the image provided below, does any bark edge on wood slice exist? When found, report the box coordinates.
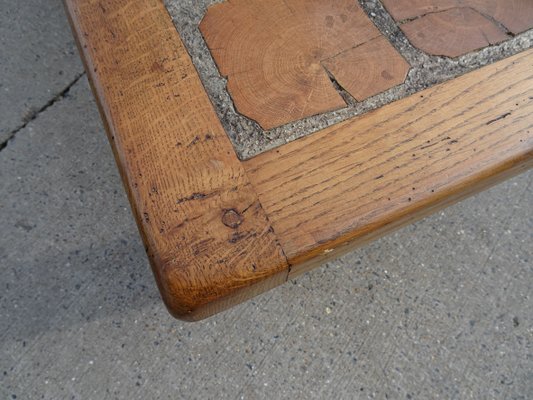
[200,0,410,130]
[381,0,533,58]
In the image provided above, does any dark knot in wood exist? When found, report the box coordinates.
[222,209,244,229]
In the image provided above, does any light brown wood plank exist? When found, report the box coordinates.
[244,50,533,276]
[64,0,289,320]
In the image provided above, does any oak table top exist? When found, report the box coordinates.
[64,0,533,320]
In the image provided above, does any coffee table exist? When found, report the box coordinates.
[64,0,533,320]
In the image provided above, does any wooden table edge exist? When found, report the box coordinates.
[64,0,533,320]
[244,49,533,276]
[63,0,289,321]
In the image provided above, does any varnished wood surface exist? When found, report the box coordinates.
[382,0,533,34]
[399,7,508,58]
[381,0,533,57]
[321,35,409,102]
[200,0,408,130]
[66,0,533,319]
[64,0,289,320]
[244,50,533,276]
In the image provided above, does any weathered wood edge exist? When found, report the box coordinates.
[63,0,289,321]
[244,49,533,277]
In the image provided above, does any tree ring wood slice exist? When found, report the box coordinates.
[381,0,533,58]
[199,0,410,130]
[322,36,410,101]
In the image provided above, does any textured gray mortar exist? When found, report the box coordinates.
[164,0,533,160]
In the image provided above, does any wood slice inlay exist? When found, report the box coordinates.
[199,0,410,130]
[382,0,533,58]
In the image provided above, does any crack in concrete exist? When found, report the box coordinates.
[0,72,86,152]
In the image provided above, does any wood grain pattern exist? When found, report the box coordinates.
[322,36,410,101]
[399,7,509,58]
[244,50,533,275]
[66,0,533,319]
[64,0,289,321]
[199,0,408,130]
[381,0,533,57]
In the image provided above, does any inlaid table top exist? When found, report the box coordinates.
[165,0,533,158]
[64,0,533,320]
